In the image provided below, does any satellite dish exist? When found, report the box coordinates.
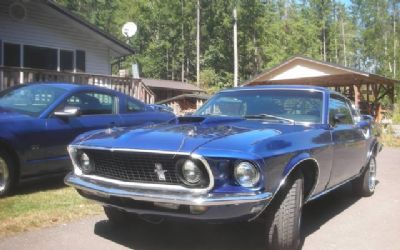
[122,22,137,38]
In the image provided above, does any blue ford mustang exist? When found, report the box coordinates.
[66,85,380,250]
[0,83,175,196]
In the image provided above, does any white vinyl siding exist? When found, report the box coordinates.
[0,0,113,75]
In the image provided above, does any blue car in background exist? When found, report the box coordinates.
[0,83,175,196]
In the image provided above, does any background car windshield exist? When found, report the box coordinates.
[195,89,323,123]
[0,85,67,117]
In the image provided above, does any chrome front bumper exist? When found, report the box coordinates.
[65,173,272,206]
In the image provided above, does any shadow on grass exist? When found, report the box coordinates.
[13,175,68,196]
[93,183,363,250]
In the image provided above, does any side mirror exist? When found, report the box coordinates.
[361,115,374,122]
[54,106,81,118]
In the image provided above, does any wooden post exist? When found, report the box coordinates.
[353,84,361,107]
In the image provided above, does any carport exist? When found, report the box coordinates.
[244,56,398,121]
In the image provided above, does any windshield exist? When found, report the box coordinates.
[195,89,323,123]
[0,85,67,117]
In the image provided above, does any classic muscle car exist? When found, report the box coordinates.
[66,85,380,250]
[0,83,175,196]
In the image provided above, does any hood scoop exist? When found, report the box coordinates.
[176,116,206,124]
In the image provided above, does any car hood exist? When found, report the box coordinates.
[73,116,313,154]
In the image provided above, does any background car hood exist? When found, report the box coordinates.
[74,116,313,155]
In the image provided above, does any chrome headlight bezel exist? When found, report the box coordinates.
[234,161,261,188]
[79,152,95,174]
[68,147,95,175]
[177,158,208,187]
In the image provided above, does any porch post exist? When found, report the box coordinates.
[19,44,23,84]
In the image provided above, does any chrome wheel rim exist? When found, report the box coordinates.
[368,158,376,192]
[0,157,9,192]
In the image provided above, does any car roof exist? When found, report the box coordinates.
[25,82,121,94]
[221,85,329,93]
[222,84,351,99]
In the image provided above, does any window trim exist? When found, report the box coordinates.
[328,93,355,126]
[54,90,119,117]
[125,98,145,113]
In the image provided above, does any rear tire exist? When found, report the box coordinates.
[265,172,304,250]
[0,150,15,197]
[104,206,132,226]
[352,156,376,197]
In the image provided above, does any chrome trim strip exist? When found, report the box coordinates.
[70,145,191,156]
[65,173,272,206]
[307,173,359,202]
[68,145,214,194]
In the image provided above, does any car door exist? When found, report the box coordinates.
[327,94,367,187]
[41,90,122,171]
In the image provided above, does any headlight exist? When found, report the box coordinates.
[79,152,95,174]
[181,160,202,184]
[234,161,260,187]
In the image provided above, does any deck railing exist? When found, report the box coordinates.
[0,66,155,104]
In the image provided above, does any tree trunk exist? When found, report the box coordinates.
[181,0,185,82]
[341,14,347,67]
[394,1,397,78]
[196,0,200,87]
[233,6,238,87]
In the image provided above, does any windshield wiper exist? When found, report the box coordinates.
[243,114,295,124]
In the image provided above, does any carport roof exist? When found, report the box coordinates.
[243,56,399,87]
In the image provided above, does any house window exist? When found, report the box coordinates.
[60,50,73,71]
[76,50,85,72]
[24,45,57,70]
[2,42,86,72]
[4,43,21,67]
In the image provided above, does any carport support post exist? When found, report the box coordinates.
[353,84,361,107]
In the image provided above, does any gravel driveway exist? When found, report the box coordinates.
[1,148,399,250]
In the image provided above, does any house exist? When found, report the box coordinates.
[244,56,398,121]
[0,0,154,103]
[142,78,205,103]
[157,93,209,115]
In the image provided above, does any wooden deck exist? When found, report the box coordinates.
[0,66,155,104]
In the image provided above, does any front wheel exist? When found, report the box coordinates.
[265,172,304,250]
[352,156,377,197]
[0,150,15,197]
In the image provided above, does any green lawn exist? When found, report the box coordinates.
[0,183,101,238]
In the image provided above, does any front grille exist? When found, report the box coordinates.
[82,149,203,186]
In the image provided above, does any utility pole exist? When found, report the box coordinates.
[196,0,200,87]
[233,6,238,87]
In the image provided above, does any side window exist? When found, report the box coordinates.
[127,99,145,113]
[329,95,353,125]
[64,92,116,115]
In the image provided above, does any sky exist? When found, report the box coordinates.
[339,0,351,7]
